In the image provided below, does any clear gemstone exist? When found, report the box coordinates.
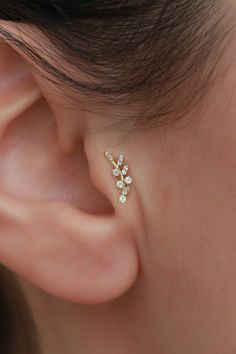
[116,180,124,189]
[122,165,129,175]
[119,195,127,204]
[105,152,113,161]
[117,155,124,166]
[124,176,132,185]
[122,187,130,196]
[113,168,120,177]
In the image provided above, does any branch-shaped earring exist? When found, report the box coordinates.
[104,151,133,204]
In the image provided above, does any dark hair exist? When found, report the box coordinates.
[0,265,40,354]
[0,1,231,130]
[0,2,233,354]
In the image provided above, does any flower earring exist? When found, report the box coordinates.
[104,151,133,204]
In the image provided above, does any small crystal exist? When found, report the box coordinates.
[124,176,132,185]
[116,180,124,189]
[117,155,124,166]
[122,187,130,196]
[113,169,120,177]
[122,165,129,175]
[119,195,127,204]
[105,152,113,161]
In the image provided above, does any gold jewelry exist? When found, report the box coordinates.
[104,151,133,204]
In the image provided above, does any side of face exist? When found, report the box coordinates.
[142,45,236,351]
[0,18,236,354]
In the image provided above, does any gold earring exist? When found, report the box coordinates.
[104,151,133,204]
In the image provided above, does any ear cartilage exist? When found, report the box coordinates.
[104,152,133,205]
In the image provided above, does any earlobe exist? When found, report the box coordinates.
[0,192,139,304]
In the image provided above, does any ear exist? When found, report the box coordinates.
[0,38,139,304]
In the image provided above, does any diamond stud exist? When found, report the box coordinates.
[122,165,129,175]
[124,176,132,185]
[104,151,133,205]
[119,195,127,204]
[117,155,124,166]
[116,180,124,189]
[105,152,113,161]
[113,168,120,177]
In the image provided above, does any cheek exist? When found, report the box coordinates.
[145,118,236,350]
[153,112,236,286]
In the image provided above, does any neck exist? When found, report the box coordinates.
[19,277,155,354]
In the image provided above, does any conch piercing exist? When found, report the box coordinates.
[104,151,133,204]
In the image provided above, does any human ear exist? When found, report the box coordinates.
[0,38,139,305]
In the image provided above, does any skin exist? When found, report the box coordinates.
[1,6,236,354]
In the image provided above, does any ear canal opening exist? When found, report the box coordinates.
[69,143,115,215]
